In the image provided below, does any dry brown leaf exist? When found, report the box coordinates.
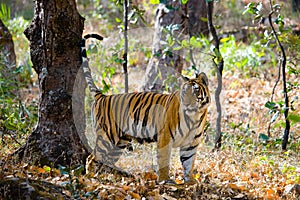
[128,191,141,199]
[143,171,157,180]
[37,167,46,173]
[228,183,239,190]
[50,168,60,177]
[122,185,130,191]
[175,178,184,185]
[250,172,259,179]
[264,188,279,200]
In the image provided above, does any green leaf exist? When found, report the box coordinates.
[102,80,110,92]
[213,48,223,62]
[242,2,256,15]
[150,0,160,4]
[190,36,202,48]
[200,17,208,22]
[43,166,51,173]
[0,3,11,24]
[173,46,182,51]
[259,133,269,141]
[274,119,285,129]
[181,0,188,4]
[288,113,300,123]
[220,37,230,43]
[259,155,268,161]
[115,17,122,23]
[265,101,276,109]
[5,121,17,130]
[181,39,189,48]
[288,66,300,75]
[190,36,197,46]
[73,165,84,176]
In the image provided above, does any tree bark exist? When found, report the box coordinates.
[188,0,211,37]
[141,0,210,92]
[14,0,88,167]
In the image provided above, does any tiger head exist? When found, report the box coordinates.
[180,72,210,112]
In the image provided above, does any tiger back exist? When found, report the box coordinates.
[81,34,210,184]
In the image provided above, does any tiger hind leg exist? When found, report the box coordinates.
[86,134,131,177]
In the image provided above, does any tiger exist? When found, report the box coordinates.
[80,34,210,184]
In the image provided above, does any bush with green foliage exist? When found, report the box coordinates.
[0,3,37,146]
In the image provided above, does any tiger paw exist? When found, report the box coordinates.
[100,164,133,178]
[158,179,177,185]
[183,176,197,185]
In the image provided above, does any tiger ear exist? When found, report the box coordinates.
[177,75,189,87]
[197,72,209,86]
[178,75,189,82]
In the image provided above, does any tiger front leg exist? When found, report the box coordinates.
[157,133,173,183]
[180,144,199,184]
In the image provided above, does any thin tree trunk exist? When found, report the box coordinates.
[13,0,88,167]
[0,19,16,68]
[267,2,290,150]
[0,19,19,98]
[206,1,223,149]
[123,0,129,93]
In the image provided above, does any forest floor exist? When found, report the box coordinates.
[1,67,299,199]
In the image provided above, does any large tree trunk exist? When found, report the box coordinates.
[14,0,88,167]
[141,0,210,92]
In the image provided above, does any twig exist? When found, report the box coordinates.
[267,58,281,136]
[123,0,129,93]
[206,1,223,149]
[268,1,290,150]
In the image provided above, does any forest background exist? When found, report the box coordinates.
[0,0,300,199]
